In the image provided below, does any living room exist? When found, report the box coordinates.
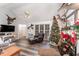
[0,3,79,56]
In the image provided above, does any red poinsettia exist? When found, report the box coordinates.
[61,31,76,45]
[60,31,76,55]
[70,37,76,45]
[63,34,70,40]
[61,32,70,40]
[70,31,76,45]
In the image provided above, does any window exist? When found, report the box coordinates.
[45,24,49,39]
[40,24,44,33]
[35,24,50,40]
[35,25,39,34]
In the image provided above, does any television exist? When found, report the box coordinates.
[0,25,15,32]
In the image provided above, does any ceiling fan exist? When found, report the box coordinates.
[24,10,31,19]
[6,15,16,24]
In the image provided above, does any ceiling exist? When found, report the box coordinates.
[0,3,62,23]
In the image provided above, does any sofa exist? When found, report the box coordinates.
[28,33,44,44]
[0,36,16,54]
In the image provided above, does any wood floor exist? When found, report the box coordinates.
[15,37,60,56]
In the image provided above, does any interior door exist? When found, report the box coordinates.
[18,24,27,38]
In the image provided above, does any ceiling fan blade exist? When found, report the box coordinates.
[25,12,30,16]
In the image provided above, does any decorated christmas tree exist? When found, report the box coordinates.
[50,16,60,44]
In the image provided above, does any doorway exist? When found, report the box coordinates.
[18,24,27,39]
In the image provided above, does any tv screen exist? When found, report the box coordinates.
[0,25,15,32]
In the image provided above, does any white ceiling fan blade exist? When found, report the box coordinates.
[25,12,31,19]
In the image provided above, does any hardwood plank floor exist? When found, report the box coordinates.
[15,37,60,56]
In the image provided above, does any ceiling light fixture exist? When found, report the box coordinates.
[24,10,31,19]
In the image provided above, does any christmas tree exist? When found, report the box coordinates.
[50,16,60,44]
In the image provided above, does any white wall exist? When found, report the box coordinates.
[0,6,17,40]
[0,7,15,25]
[0,9,8,25]
[12,3,61,38]
[0,3,61,39]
